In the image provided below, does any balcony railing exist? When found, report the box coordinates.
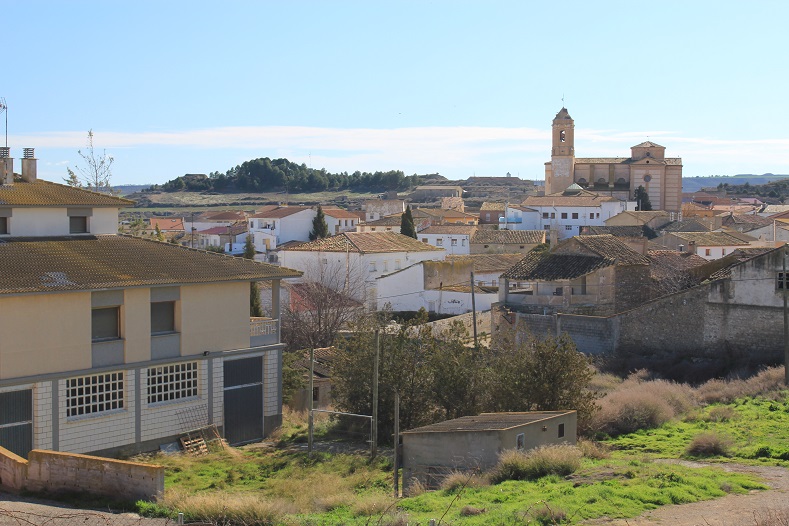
[250,317,279,346]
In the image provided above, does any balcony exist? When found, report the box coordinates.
[250,317,279,347]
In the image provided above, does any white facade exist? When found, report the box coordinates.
[362,200,406,221]
[4,207,119,237]
[418,232,472,255]
[323,212,360,235]
[510,201,633,240]
[248,208,316,247]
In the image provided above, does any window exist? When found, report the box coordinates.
[395,259,401,270]
[92,307,120,341]
[572,213,579,219]
[550,213,556,219]
[0,216,7,235]
[151,301,176,334]
[565,225,573,231]
[516,433,525,450]
[383,260,388,272]
[451,239,457,246]
[543,225,551,230]
[722,249,727,256]
[705,248,711,256]
[147,362,198,404]
[558,423,565,438]
[461,239,466,246]
[312,387,320,403]
[778,272,789,291]
[560,130,566,143]
[436,239,443,246]
[369,262,377,272]
[421,238,428,243]
[66,372,124,417]
[542,212,549,219]
[561,213,568,219]
[69,215,88,234]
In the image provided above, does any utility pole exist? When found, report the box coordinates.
[308,347,314,457]
[393,390,400,498]
[784,248,789,386]
[372,329,380,458]
[470,271,478,348]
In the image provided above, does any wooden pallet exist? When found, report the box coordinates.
[180,435,208,455]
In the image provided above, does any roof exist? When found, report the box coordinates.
[445,253,524,273]
[721,213,773,231]
[420,225,477,235]
[553,107,573,121]
[285,231,442,254]
[569,235,651,265]
[632,141,665,148]
[664,231,753,246]
[0,235,301,294]
[250,206,311,219]
[198,210,248,221]
[361,215,403,227]
[502,252,610,281]
[471,229,546,245]
[522,189,621,208]
[0,180,134,207]
[573,157,682,166]
[323,208,362,220]
[417,208,478,220]
[611,210,671,223]
[583,225,654,239]
[659,219,712,233]
[480,202,506,211]
[707,248,777,281]
[403,412,573,434]
[197,223,248,236]
[414,185,464,191]
[149,217,185,231]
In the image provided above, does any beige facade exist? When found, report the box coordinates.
[544,108,682,213]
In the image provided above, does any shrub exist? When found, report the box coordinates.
[578,439,610,460]
[530,502,568,525]
[705,406,737,422]
[350,494,397,517]
[161,490,293,525]
[404,478,426,497]
[753,509,789,526]
[460,505,486,516]
[696,366,785,405]
[592,378,695,436]
[685,432,732,458]
[490,445,582,484]
[439,471,487,493]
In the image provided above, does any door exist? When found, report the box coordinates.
[223,357,264,445]
[0,389,33,458]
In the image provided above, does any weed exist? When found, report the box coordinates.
[490,445,582,484]
[685,432,732,458]
[460,505,486,516]
[578,439,610,460]
[529,502,568,525]
[753,508,789,526]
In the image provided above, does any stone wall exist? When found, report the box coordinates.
[0,446,163,502]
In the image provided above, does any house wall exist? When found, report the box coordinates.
[419,233,470,255]
[8,207,118,236]
[181,282,250,354]
[402,412,576,490]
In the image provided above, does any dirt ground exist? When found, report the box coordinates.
[580,461,789,526]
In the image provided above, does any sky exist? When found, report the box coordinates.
[2,1,789,186]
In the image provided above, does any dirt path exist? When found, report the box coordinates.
[581,462,789,526]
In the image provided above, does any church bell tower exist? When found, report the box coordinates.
[546,107,575,194]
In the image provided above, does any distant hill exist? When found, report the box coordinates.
[113,184,152,196]
[682,174,789,192]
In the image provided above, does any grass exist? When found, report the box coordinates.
[134,371,788,525]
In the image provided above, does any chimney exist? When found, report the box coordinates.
[21,148,37,182]
[0,147,12,185]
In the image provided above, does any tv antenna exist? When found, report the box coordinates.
[0,98,6,147]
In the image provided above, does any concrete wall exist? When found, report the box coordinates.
[181,282,250,354]
[8,207,119,236]
[0,446,163,502]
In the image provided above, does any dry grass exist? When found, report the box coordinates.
[404,477,427,497]
[529,502,568,525]
[350,493,397,517]
[578,439,610,460]
[490,445,582,484]
[592,377,696,436]
[696,366,786,405]
[161,490,294,525]
[460,505,487,516]
[685,432,733,458]
[439,471,488,493]
[753,508,789,526]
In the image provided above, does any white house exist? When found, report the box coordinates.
[520,184,633,240]
[279,231,444,309]
[652,231,755,260]
[361,199,405,222]
[0,147,301,458]
[248,206,315,249]
[193,223,248,250]
[323,208,363,235]
[418,225,477,255]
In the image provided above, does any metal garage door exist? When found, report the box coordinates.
[223,357,264,445]
[0,389,33,458]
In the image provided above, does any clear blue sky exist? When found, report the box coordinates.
[2,1,788,186]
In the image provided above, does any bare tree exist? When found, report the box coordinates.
[281,259,367,350]
[65,130,114,191]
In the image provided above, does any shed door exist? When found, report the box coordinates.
[223,357,264,445]
[0,389,33,458]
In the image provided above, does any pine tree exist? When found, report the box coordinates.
[400,205,417,238]
[634,186,653,211]
[243,234,263,317]
[309,206,330,241]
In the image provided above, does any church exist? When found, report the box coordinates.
[544,108,682,213]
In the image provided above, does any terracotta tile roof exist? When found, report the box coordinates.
[285,231,441,254]
[721,213,773,230]
[659,219,712,233]
[197,222,248,236]
[323,208,363,220]
[417,208,478,219]
[570,235,651,265]
[403,412,573,434]
[421,225,477,235]
[648,250,709,271]
[197,210,248,221]
[583,225,656,239]
[573,157,682,166]
[666,231,752,246]
[480,202,506,211]
[632,141,665,148]
[446,253,524,273]
[501,252,612,281]
[707,248,777,281]
[0,180,134,207]
[149,217,185,231]
[0,235,301,294]
[250,206,311,219]
[362,215,403,227]
[471,229,546,245]
[522,191,620,207]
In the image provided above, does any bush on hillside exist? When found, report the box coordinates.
[489,445,582,484]
[685,432,732,458]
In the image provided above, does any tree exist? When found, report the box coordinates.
[400,205,417,238]
[634,186,653,211]
[154,224,165,242]
[309,206,330,241]
[65,130,114,191]
[243,234,263,317]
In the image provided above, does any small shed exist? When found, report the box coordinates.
[401,411,576,490]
